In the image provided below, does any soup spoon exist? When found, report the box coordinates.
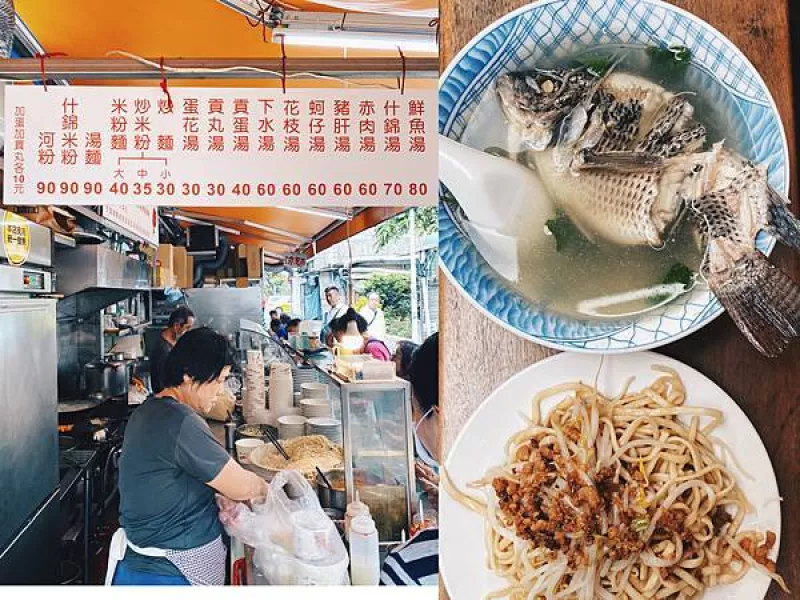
[439,135,554,282]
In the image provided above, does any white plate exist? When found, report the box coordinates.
[441,352,781,599]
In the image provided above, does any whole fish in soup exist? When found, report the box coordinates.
[495,65,800,357]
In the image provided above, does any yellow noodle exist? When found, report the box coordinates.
[444,368,787,598]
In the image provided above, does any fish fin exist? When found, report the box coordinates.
[765,184,800,251]
[580,151,665,172]
[557,104,589,145]
[709,251,800,357]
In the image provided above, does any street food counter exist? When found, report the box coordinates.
[228,332,416,584]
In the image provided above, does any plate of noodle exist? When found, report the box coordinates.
[441,352,786,599]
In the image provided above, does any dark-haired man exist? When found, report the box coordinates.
[149,306,195,394]
[322,286,349,346]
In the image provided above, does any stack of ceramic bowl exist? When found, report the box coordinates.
[301,382,328,400]
[277,415,307,440]
[306,417,343,445]
[300,399,332,419]
[269,362,294,424]
[293,367,318,394]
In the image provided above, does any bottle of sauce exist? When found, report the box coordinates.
[345,492,370,541]
[349,513,379,585]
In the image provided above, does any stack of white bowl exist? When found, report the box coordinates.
[299,382,331,419]
[293,367,318,394]
[306,417,342,445]
[278,415,307,440]
[301,382,328,401]
[300,399,332,419]
[269,362,294,425]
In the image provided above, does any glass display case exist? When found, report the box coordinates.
[254,334,414,545]
[338,377,414,545]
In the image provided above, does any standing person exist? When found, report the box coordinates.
[381,332,439,586]
[109,328,268,586]
[359,292,387,340]
[324,286,349,325]
[330,309,391,361]
[322,285,349,345]
[149,306,195,395]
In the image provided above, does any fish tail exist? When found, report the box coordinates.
[766,184,800,251]
[709,251,800,357]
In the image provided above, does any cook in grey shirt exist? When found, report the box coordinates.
[118,395,230,577]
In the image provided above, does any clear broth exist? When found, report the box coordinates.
[460,45,748,320]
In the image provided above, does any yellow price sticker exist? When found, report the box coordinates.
[2,212,31,266]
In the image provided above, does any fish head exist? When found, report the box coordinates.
[496,68,598,151]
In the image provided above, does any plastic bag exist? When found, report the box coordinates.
[217,470,350,585]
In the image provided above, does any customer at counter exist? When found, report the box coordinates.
[286,318,301,335]
[381,332,439,586]
[270,318,287,340]
[330,308,391,360]
[392,340,418,380]
[110,328,268,586]
[149,306,195,394]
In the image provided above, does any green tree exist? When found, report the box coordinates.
[374,206,437,250]
[361,272,411,337]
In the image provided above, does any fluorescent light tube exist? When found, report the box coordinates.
[273,29,437,54]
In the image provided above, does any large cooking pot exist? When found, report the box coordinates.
[316,469,347,512]
[84,359,129,399]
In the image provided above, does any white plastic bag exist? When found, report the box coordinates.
[218,470,350,585]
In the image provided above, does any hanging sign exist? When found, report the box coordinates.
[4,86,437,207]
[102,205,159,245]
[2,211,31,265]
[285,253,307,269]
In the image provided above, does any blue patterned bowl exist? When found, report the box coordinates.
[439,0,789,353]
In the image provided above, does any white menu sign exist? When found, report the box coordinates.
[4,86,437,207]
[102,205,159,245]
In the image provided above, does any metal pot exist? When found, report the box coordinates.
[84,359,129,399]
[316,468,347,512]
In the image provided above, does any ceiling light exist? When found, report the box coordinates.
[276,206,351,221]
[273,28,437,54]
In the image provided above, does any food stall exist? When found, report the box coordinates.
[0,200,433,584]
[225,324,419,585]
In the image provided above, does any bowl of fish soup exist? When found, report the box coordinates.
[439,0,789,353]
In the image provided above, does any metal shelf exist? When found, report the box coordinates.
[53,233,76,248]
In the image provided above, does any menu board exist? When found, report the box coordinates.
[4,86,437,207]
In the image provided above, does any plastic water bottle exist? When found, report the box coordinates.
[349,513,379,585]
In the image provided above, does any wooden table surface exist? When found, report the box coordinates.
[439,1,799,597]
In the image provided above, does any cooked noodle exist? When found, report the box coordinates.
[444,366,787,599]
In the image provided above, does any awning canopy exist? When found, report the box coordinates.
[164,205,405,264]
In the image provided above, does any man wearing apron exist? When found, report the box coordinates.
[106,328,267,585]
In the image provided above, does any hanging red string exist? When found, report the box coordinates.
[428,18,440,47]
[159,57,174,111]
[280,36,287,94]
[397,47,406,96]
[34,52,67,92]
